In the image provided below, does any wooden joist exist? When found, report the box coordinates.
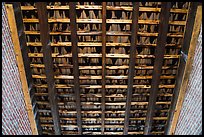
[5,3,39,135]
[36,2,61,135]
[123,2,139,135]
[101,2,106,135]
[144,2,171,135]
[69,2,82,134]
[165,3,201,135]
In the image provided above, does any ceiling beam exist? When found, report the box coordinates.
[144,2,171,135]
[123,2,139,135]
[165,2,200,135]
[101,2,107,135]
[36,2,61,135]
[69,2,82,135]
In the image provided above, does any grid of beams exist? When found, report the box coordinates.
[16,2,195,135]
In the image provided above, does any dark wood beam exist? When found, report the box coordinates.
[123,2,139,135]
[164,2,199,135]
[144,2,171,135]
[101,2,106,135]
[36,2,61,135]
[69,2,82,134]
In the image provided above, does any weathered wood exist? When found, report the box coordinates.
[5,4,38,135]
[27,42,182,47]
[36,2,61,135]
[144,2,171,135]
[28,53,180,58]
[34,84,175,89]
[21,5,188,13]
[24,30,184,37]
[69,2,82,134]
[165,3,201,135]
[32,75,176,80]
[123,2,139,135]
[23,18,186,25]
[101,2,106,135]
[30,64,178,70]
[37,101,171,106]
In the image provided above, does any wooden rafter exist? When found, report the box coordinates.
[165,2,201,135]
[5,3,38,135]
[36,2,61,135]
[69,2,82,134]
[101,2,106,135]
[144,2,171,135]
[123,2,139,135]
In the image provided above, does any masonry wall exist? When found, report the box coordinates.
[174,25,202,135]
[2,2,32,135]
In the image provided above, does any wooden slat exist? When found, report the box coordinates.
[144,2,171,135]
[123,2,139,135]
[5,4,38,135]
[101,2,106,135]
[21,5,188,13]
[165,3,201,135]
[36,2,61,135]
[34,84,175,89]
[22,18,186,25]
[26,42,182,47]
[69,2,82,135]
[28,53,180,58]
[30,64,178,70]
[24,30,184,37]
[31,75,176,80]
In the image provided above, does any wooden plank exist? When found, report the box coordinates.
[101,2,106,135]
[31,75,176,80]
[24,30,184,37]
[165,3,201,135]
[35,2,61,135]
[5,4,38,135]
[26,42,182,47]
[21,5,188,13]
[30,64,178,70]
[123,2,139,135]
[144,2,171,135]
[28,53,180,58]
[69,2,82,135]
[22,18,186,25]
[34,84,175,89]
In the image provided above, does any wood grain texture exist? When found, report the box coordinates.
[36,2,61,135]
[165,3,201,135]
[69,2,82,134]
[5,4,38,135]
[144,2,171,135]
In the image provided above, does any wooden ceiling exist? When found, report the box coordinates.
[6,2,199,135]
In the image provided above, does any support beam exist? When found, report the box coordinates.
[5,3,39,135]
[36,2,61,135]
[101,2,106,135]
[144,2,171,135]
[69,2,82,134]
[165,2,201,135]
[123,2,139,135]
